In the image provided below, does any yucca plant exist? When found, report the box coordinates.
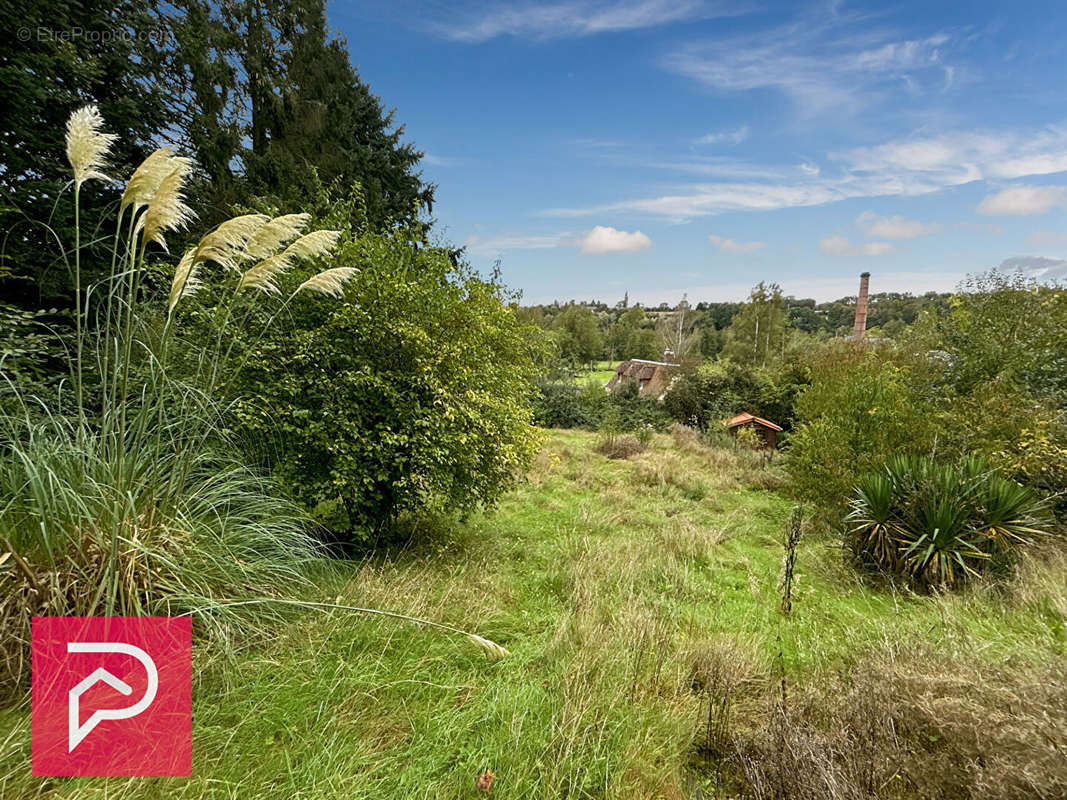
[898,498,988,589]
[846,472,899,571]
[845,454,1052,590]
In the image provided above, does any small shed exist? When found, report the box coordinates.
[726,413,783,449]
[605,358,679,398]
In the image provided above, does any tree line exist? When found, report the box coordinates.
[520,285,951,369]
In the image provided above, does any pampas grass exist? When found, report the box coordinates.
[65,105,117,187]
[121,147,194,211]
[192,213,270,273]
[246,212,310,260]
[237,253,293,296]
[168,249,201,313]
[137,167,196,251]
[297,266,359,298]
[282,229,341,260]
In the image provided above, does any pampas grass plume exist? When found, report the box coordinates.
[297,267,359,298]
[122,147,194,211]
[138,168,196,251]
[245,213,311,260]
[65,105,117,187]
[168,249,201,313]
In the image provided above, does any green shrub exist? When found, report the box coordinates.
[224,201,546,541]
[532,381,597,428]
[663,360,806,431]
[846,455,1051,590]
[786,341,936,517]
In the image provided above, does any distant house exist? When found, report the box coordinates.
[726,413,783,449]
[605,357,679,398]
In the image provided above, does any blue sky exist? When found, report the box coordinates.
[329,0,1067,303]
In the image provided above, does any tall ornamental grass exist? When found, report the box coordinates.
[0,106,358,694]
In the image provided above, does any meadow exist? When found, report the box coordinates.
[4,428,1062,798]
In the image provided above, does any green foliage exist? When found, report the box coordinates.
[914,271,1067,402]
[721,281,787,366]
[160,0,434,233]
[0,304,66,409]
[846,455,1051,589]
[225,199,545,540]
[0,0,168,305]
[663,360,807,432]
[551,304,603,368]
[531,377,672,433]
[786,342,936,515]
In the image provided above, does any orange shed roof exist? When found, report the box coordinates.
[726,413,783,431]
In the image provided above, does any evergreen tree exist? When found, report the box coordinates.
[0,0,169,305]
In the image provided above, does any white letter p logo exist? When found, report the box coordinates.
[67,642,158,752]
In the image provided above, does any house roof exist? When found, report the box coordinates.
[726,413,783,432]
[611,359,679,381]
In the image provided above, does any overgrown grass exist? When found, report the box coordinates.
[2,430,1063,797]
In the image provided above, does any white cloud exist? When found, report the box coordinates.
[707,234,766,254]
[819,234,894,257]
[856,211,941,239]
[432,0,738,42]
[541,126,1067,221]
[578,225,652,254]
[694,125,749,146]
[422,154,466,167]
[464,231,574,255]
[998,256,1067,281]
[977,185,1067,216]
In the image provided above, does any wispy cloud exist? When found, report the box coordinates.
[998,255,1067,281]
[542,126,1067,221]
[856,211,941,239]
[465,231,575,255]
[663,14,955,118]
[578,225,652,253]
[707,234,766,254]
[977,185,1067,216]
[423,153,467,167]
[693,125,749,146]
[819,234,894,257]
[431,0,739,43]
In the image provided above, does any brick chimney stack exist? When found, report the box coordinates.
[852,272,871,341]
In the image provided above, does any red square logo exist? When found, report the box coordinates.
[32,617,191,777]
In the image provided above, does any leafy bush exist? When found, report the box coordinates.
[786,341,936,516]
[846,455,1051,589]
[532,381,597,428]
[224,199,546,541]
[532,375,672,433]
[664,360,806,432]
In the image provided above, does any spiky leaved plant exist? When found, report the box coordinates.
[845,454,1051,591]
[846,472,899,572]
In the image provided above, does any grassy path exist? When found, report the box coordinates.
[2,430,1062,798]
